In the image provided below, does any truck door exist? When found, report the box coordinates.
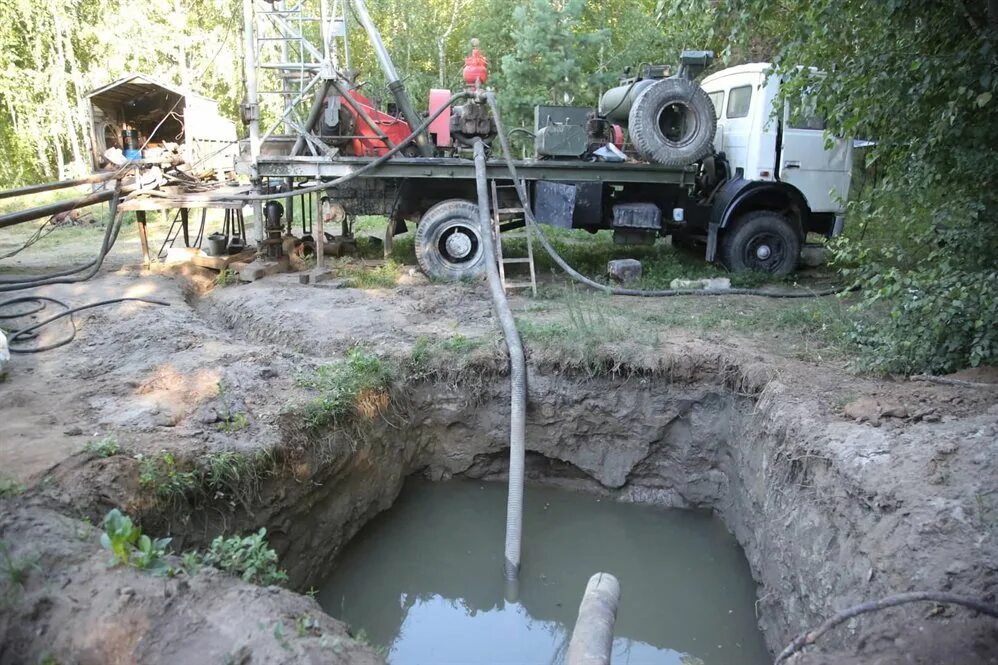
[777,96,852,213]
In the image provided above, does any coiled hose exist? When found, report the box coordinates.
[0,181,125,292]
[473,139,527,582]
[484,92,849,299]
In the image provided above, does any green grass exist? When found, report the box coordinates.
[84,436,121,458]
[297,348,393,429]
[137,449,269,510]
[338,259,402,288]
[0,476,25,499]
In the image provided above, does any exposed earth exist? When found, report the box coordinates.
[1,257,996,665]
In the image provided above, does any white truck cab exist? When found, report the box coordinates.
[690,63,852,273]
[701,63,852,225]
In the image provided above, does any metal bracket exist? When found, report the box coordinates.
[240,102,260,124]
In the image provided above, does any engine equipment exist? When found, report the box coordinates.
[448,39,497,147]
[533,105,624,160]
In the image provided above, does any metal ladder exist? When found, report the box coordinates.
[491,181,537,297]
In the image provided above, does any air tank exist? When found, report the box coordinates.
[598,79,655,124]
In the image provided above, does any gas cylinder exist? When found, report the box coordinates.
[462,38,488,87]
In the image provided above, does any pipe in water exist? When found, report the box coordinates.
[565,572,621,665]
[472,139,527,582]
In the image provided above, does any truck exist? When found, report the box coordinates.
[244,0,853,282]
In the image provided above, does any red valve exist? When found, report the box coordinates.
[462,38,488,87]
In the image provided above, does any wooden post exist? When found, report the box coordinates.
[136,210,151,265]
[315,193,324,271]
[180,208,190,246]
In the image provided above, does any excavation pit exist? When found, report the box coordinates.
[1,271,995,665]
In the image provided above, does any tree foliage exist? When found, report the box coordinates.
[722,0,997,373]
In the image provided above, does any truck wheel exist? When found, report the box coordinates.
[415,199,487,281]
[720,211,801,276]
[628,78,717,167]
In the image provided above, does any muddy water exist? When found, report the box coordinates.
[316,478,770,665]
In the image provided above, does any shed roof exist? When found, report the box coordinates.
[86,73,211,105]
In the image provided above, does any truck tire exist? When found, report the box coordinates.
[719,210,801,276]
[415,199,487,281]
[627,78,716,167]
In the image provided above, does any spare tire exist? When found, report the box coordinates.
[627,78,717,167]
[415,199,487,281]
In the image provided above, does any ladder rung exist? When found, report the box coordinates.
[496,208,524,215]
[502,257,532,264]
[503,281,535,289]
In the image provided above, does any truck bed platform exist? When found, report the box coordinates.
[254,155,697,186]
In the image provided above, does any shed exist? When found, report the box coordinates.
[85,74,238,173]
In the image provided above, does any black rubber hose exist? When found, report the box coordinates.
[1,296,170,353]
[0,183,124,291]
[485,92,851,299]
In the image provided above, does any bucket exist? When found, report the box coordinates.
[205,233,227,257]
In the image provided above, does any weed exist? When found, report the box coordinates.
[0,540,38,591]
[84,436,121,458]
[138,451,199,499]
[180,550,202,575]
[214,268,239,287]
[217,412,249,433]
[296,614,322,637]
[298,348,392,429]
[339,259,401,289]
[196,528,288,586]
[216,380,251,433]
[273,620,291,651]
[0,476,25,499]
[99,508,171,573]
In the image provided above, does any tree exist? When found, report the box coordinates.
[499,0,606,127]
[719,0,998,373]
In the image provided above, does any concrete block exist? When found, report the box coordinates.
[607,259,642,284]
[669,277,731,290]
[801,244,828,268]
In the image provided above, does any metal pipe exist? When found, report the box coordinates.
[472,138,527,581]
[292,79,334,156]
[0,189,116,229]
[242,0,261,159]
[0,171,122,201]
[565,573,621,665]
[349,0,432,156]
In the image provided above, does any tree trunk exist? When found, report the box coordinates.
[438,0,463,87]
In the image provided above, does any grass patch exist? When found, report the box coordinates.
[297,348,393,429]
[84,436,121,458]
[515,291,661,375]
[0,476,25,499]
[0,539,38,608]
[338,259,402,289]
[214,268,239,287]
[137,449,269,511]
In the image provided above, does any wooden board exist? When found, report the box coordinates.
[186,248,257,271]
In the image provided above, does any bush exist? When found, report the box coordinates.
[834,188,997,375]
